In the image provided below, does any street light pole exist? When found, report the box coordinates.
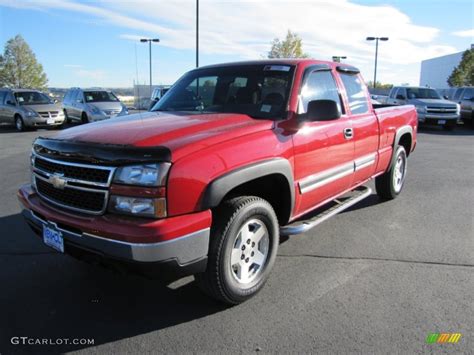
[196,0,199,68]
[140,38,160,97]
[366,36,389,89]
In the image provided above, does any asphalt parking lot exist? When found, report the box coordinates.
[0,123,473,354]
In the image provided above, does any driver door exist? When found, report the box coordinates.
[292,67,354,217]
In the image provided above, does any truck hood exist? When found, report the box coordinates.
[52,111,274,161]
[408,98,457,107]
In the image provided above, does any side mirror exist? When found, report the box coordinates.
[303,100,341,122]
[76,99,83,103]
[396,94,406,100]
[443,95,449,100]
[6,100,16,106]
[53,98,59,104]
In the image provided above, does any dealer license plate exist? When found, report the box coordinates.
[47,118,55,124]
[43,224,64,253]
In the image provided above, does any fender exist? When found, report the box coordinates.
[390,125,413,166]
[201,158,295,212]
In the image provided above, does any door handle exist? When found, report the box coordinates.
[343,128,353,139]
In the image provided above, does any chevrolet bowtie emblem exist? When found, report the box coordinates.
[49,173,67,190]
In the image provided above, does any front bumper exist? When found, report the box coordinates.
[24,115,65,127]
[18,185,211,276]
[417,113,459,124]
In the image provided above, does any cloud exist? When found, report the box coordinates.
[0,0,460,85]
[452,29,474,38]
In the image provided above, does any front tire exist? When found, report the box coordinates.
[15,116,25,132]
[81,112,89,124]
[195,196,279,305]
[375,145,407,200]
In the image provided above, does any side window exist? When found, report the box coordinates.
[4,92,15,105]
[453,89,463,100]
[462,88,474,100]
[340,73,369,114]
[398,88,407,99]
[389,88,398,99]
[76,90,84,102]
[300,70,342,114]
[0,91,6,104]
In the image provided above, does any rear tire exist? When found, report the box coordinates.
[195,196,279,305]
[81,112,89,124]
[375,145,407,200]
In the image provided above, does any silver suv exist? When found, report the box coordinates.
[388,86,460,130]
[0,88,65,131]
[452,87,473,127]
[62,88,128,124]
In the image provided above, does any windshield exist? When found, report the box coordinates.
[406,88,441,100]
[84,91,119,103]
[152,64,295,119]
[14,91,52,105]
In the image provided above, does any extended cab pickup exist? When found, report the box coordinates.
[18,60,417,304]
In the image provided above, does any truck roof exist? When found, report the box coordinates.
[195,59,354,71]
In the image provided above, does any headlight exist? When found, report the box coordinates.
[113,163,171,186]
[25,110,38,117]
[456,103,461,115]
[415,105,426,113]
[108,196,167,218]
[89,105,103,115]
[119,105,128,116]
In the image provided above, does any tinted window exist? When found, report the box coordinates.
[397,88,407,99]
[0,91,6,104]
[340,73,369,114]
[406,88,440,99]
[4,92,15,104]
[389,88,399,99]
[462,88,474,100]
[453,88,464,100]
[300,70,342,113]
[84,91,119,103]
[63,91,71,103]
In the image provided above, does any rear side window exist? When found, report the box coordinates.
[300,70,342,114]
[0,91,6,104]
[340,74,369,114]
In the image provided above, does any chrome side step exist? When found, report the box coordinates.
[280,186,372,236]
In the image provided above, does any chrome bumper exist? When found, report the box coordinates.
[22,208,210,265]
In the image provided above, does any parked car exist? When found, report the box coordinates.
[18,59,417,304]
[149,86,171,110]
[62,88,128,124]
[451,87,473,127]
[387,86,459,130]
[0,88,65,131]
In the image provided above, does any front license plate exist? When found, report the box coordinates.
[43,225,64,253]
[47,118,55,124]
[438,120,446,125]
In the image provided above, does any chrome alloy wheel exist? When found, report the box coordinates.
[230,218,270,284]
[393,154,406,193]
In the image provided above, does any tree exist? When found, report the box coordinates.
[268,30,310,59]
[366,81,393,90]
[0,35,48,90]
[447,48,473,87]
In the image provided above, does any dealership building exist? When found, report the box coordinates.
[419,45,472,89]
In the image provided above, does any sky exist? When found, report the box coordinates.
[0,0,472,88]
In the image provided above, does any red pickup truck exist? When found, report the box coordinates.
[18,59,417,304]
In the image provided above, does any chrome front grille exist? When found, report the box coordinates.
[38,111,60,118]
[426,106,457,114]
[32,155,115,215]
[103,109,121,116]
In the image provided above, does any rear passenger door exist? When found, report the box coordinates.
[339,71,379,184]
